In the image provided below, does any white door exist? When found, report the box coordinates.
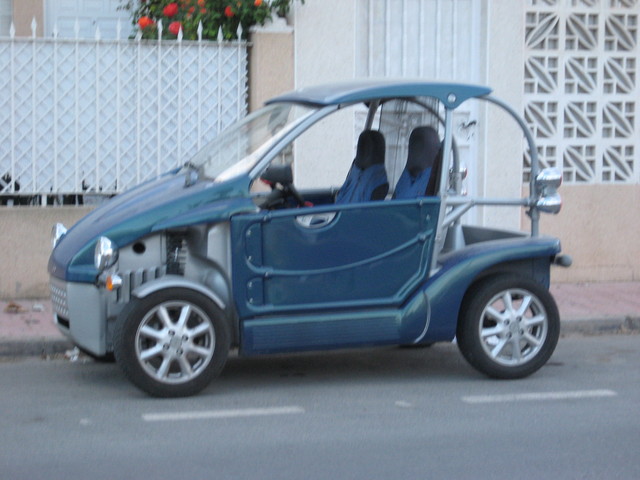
[45,0,131,38]
[356,0,483,217]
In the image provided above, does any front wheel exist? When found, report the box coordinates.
[113,289,230,397]
[457,276,560,379]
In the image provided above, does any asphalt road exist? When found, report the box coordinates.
[1,334,639,479]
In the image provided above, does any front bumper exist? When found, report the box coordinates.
[49,277,109,356]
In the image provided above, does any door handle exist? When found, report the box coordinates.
[295,211,337,228]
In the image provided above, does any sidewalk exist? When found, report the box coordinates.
[1,282,639,357]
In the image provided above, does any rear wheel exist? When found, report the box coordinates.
[457,275,559,379]
[113,289,230,397]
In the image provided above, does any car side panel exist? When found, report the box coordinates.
[421,236,562,342]
[231,200,439,316]
[231,200,440,353]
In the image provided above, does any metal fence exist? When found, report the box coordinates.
[0,20,248,204]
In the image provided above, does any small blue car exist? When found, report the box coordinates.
[49,80,570,397]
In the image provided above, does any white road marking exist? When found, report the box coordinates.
[142,406,305,422]
[462,389,617,404]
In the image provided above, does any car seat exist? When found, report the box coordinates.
[393,126,441,199]
[335,130,389,204]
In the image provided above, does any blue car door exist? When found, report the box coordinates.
[230,199,440,353]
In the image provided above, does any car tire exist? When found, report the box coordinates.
[113,288,230,397]
[456,275,559,379]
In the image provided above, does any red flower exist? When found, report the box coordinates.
[137,16,154,29]
[224,5,234,17]
[163,3,179,17]
[254,0,262,6]
[197,0,205,6]
[168,21,182,35]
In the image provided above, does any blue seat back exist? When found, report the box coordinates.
[335,130,388,204]
[393,126,440,199]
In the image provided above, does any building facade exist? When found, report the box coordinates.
[2,0,639,298]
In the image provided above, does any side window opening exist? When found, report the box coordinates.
[252,97,454,211]
[376,98,443,197]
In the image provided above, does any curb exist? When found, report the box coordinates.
[560,316,640,336]
[0,338,73,358]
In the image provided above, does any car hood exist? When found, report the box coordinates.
[49,171,254,282]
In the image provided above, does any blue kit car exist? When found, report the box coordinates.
[49,80,570,397]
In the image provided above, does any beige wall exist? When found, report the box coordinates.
[3,184,637,299]
[11,0,43,36]
[0,207,93,299]
[249,19,294,111]
[526,184,640,283]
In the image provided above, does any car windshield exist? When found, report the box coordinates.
[189,103,314,181]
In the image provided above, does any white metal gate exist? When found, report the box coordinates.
[0,21,247,198]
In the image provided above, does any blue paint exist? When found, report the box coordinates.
[49,172,253,282]
[231,200,440,317]
[267,79,492,109]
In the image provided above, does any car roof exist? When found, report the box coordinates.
[266,79,492,109]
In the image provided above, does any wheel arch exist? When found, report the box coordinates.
[129,275,238,345]
[470,257,553,290]
[458,258,553,323]
[132,275,226,309]
[424,248,556,342]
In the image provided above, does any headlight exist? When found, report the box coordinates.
[94,236,118,271]
[51,223,67,249]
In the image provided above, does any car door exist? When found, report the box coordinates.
[230,199,439,353]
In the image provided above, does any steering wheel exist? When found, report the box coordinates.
[259,164,306,209]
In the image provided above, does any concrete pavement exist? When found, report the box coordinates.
[1,282,639,357]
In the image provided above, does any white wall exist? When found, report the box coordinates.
[477,0,525,230]
[291,0,358,189]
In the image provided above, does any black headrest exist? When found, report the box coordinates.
[354,130,385,169]
[406,126,440,177]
